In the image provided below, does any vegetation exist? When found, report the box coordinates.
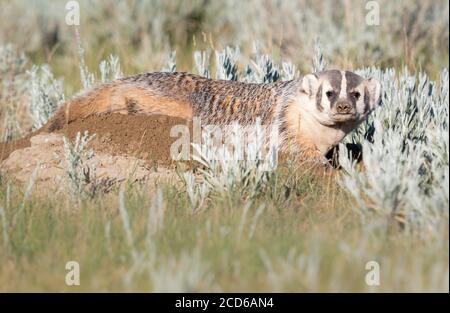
[0,0,448,292]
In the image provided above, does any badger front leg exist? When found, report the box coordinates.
[283,137,331,168]
[300,145,332,167]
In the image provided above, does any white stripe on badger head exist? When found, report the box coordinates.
[339,70,347,98]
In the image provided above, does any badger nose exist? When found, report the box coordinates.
[336,101,352,114]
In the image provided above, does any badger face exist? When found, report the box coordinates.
[300,70,381,126]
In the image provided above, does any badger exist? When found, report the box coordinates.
[32,69,381,163]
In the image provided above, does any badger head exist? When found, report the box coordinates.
[300,70,381,126]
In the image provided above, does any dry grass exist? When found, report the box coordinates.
[0,163,447,292]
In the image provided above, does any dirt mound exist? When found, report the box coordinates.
[0,132,177,189]
[0,134,32,162]
[57,113,193,166]
[1,113,193,165]
[0,113,193,188]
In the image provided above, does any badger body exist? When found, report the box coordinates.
[42,70,381,161]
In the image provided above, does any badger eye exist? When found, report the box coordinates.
[326,91,335,98]
[352,91,361,99]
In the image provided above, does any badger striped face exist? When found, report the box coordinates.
[300,70,381,126]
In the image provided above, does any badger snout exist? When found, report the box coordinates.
[331,99,357,123]
[334,100,355,115]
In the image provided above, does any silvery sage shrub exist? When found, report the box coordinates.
[99,54,123,83]
[191,120,278,200]
[311,38,327,73]
[62,131,96,200]
[161,51,176,73]
[27,65,65,130]
[339,67,449,236]
[242,43,280,83]
[194,50,211,78]
[0,44,28,140]
[215,46,239,81]
[181,171,210,213]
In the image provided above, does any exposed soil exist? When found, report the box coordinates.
[0,113,193,188]
[1,113,193,165]
[57,113,193,167]
[0,133,32,162]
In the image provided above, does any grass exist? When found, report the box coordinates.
[1,165,447,292]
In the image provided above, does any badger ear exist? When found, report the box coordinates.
[301,74,319,96]
[365,77,381,109]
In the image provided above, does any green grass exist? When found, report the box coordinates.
[0,165,447,292]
